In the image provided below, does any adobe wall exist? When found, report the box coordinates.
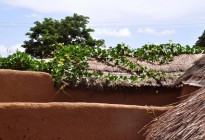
[180,84,201,100]
[0,70,175,139]
[0,69,180,105]
[0,69,57,102]
[0,103,171,140]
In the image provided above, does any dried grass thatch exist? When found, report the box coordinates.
[174,55,205,87]
[87,54,203,87]
[89,54,204,73]
[130,54,204,73]
[145,86,205,140]
[84,71,182,88]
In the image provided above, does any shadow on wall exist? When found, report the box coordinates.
[180,84,201,100]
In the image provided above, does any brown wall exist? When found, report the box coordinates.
[0,69,180,105]
[0,103,171,140]
[180,84,201,100]
[0,70,175,139]
[0,69,56,102]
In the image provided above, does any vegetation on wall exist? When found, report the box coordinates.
[0,52,40,70]
[1,42,205,88]
[50,44,164,88]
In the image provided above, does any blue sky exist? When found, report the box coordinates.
[1,0,205,56]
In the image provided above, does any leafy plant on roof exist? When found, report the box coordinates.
[1,41,204,89]
[50,45,91,87]
[49,43,165,88]
[135,43,204,64]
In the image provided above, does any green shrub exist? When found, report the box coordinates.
[0,52,49,71]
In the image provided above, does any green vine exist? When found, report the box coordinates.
[0,42,204,89]
[134,43,204,63]
[49,44,164,88]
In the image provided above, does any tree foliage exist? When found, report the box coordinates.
[195,30,205,47]
[22,13,104,58]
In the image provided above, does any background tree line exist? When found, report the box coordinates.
[22,13,205,58]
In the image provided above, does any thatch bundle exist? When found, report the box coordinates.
[174,55,205,87]
[145,86,205,140]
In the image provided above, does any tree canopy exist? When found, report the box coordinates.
[195,30,205,47]
[22,13,104,58]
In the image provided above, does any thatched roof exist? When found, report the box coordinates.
[145,86,205,140]
[87,54,204,87]
[89,54,204,73]
[174,55,205,87]
[135,54,204,73]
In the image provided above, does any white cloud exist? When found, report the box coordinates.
[0,44,25,57]
[138,28,156,34]
[25,13,42,18]
[93,28,131,37]
[0,0,204,48]
[159,29,176,35]
[0,0,205,22]
[137,28,175,36]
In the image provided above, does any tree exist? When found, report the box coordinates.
[195,30,205,47]
[22,13,104,58]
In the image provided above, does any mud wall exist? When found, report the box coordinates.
[0,103,171,140]
[0,69,56,102]
[0,69,180,105]
[0,70,175,139]
[180,84,201,100]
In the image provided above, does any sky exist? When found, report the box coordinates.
[1,0,205,56]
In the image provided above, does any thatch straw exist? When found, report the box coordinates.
[83,70,182,88]
[174,55,205,87]
[88,59,128,73]
[145,86,205,140]
[89,54,204,73]
[130,54,204,73]
[86,54,204,87]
